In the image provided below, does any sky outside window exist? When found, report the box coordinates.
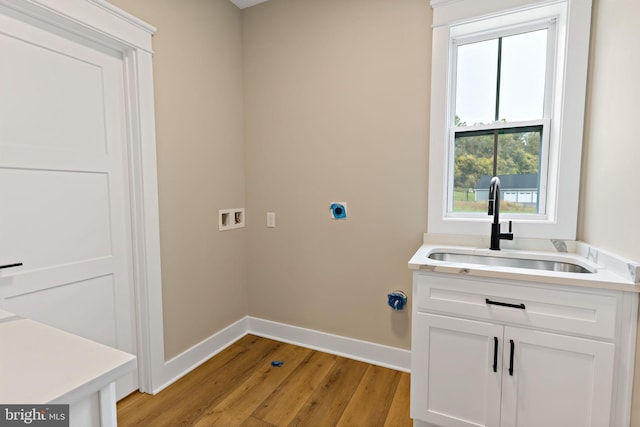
[452,28,548,214]
[455,39,498,126]
[455,29,547,126]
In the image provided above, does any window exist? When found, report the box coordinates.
[451,26,553,216]
[427,0,592,240]
[453,126,543,214]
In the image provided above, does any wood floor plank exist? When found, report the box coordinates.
[117,336,412,427]
[115,389,149,413]
[192,342,312,426]
[286,357,369,427]
[335,364,402,427]
[252,350,338,425]
[383,373,412,427]
[118,335,284,427]
[240,416,278,427]
[119,335,273,426]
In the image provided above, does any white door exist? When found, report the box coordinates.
[0,10,137,398]
[500,327,615,427]
[411,313,503,427]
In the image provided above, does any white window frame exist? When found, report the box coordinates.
[427,0,592,240]
[448,20,555,219]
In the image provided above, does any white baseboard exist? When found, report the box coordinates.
[247,317,411,373]
[153,317,248,394]
[151,316,411,394]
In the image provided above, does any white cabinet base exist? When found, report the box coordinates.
[411,313,502,426]
[411,272,638,427]
[0,314,135,427]
[500,327,615,427]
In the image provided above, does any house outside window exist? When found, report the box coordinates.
[451,24,553,216]
[427,0,593,240]
[474,174,538,209]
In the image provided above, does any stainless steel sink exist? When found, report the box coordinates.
[428,252,594,273]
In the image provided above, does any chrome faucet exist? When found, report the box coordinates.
[488,176,514,250]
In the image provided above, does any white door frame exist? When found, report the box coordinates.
[0,0,165,393]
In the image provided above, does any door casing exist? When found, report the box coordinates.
[0,0,165,394]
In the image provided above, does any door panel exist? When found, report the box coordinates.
[0,10,137,398]
[3,276,117,347]
[0,168,112,267]
[411,313,502,427]
[0,29,107,153]
[501,327,615,427]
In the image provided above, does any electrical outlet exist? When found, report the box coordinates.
[267,212,276,228]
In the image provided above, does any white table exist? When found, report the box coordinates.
[0,309,136,426]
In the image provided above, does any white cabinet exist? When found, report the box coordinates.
[500,326,614,427]
[0,312,136,427]
[412,313,502,427]
[411,272,635,427]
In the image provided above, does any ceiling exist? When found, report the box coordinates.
[230,0,269,9]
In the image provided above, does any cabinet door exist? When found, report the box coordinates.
[411,313,503,427]
[500,327,615,427]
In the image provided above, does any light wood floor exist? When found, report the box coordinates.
[117,335,412,426]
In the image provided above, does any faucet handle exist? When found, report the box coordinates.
[501,220,514,241]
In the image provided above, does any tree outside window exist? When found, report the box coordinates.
[450,28,549,214]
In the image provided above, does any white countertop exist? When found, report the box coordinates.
[0,311,136,404]
[409,234,640,292]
